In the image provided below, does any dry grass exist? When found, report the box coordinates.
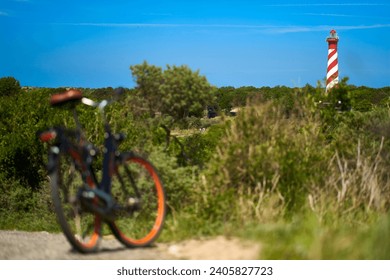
[308,137,390,221]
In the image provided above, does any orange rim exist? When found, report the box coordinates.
[59,152,101,250]
[116,157,165,245]
[77,216,101,249]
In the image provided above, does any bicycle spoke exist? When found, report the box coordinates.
[109,154,166,247]
[51,152,100,252]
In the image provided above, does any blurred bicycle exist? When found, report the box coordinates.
[39,88,166,253]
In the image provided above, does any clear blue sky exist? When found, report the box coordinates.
[1,0,389,88]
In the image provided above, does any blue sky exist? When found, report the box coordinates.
[1,0,389,88]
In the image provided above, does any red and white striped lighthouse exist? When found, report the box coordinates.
[326,29,339,92]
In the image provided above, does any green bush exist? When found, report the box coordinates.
[147,147,198,212]
[198,92,390,228]
[0,76,21,97]
[201,96,326,218]
[0,90,55,190]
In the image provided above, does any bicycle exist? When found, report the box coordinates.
[39,88,166,253]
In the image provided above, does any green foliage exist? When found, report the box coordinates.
[364,212,390,259]
[130,61,215,122]
[0,76,21,97]
[324,79,352,111]
[197,87,390,254]
[146,147,199,218]
[202,96,326,217]
[130,61,164,116]
[215,86,236,113]
[2,75,390,259]
[0,172,58,231]
[350,86,390,112]
[214,86,267,114]
[160,65,214,119]
[243,211,387,260]
[0,88,68,190]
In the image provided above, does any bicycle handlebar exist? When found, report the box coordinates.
[81,98,113,113]
[81,87,124,110]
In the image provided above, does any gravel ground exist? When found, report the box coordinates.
[0,230,260,260]
[0,230,171,260]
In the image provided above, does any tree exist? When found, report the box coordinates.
[0,77,21,97]
[160,65,214,120]
[130,61,214,121]
[215,86,236,114]
[130,61,164,117]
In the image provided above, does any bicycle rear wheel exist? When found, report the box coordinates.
[50,150,101,253]
[109,153,166,247]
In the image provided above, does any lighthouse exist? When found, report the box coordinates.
[326,29,339,92]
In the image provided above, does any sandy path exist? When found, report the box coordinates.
[0,230,260,260]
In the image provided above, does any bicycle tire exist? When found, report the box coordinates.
[109,153,166,247]
[50,150,101,253]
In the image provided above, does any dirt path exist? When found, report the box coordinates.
[0,230,260,260]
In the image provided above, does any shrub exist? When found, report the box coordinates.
[199,93,390,227]
[0,76,21,97]
[147,147,198,212]
[200,96,327,224]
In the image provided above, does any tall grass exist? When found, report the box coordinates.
[309,138,390,223]
[199,97,325,221]
[190,95,390,259]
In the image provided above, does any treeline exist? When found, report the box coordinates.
[214,81,390,114]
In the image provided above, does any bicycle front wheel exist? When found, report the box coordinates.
[109,153,166,247]
[50,150,101,253]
